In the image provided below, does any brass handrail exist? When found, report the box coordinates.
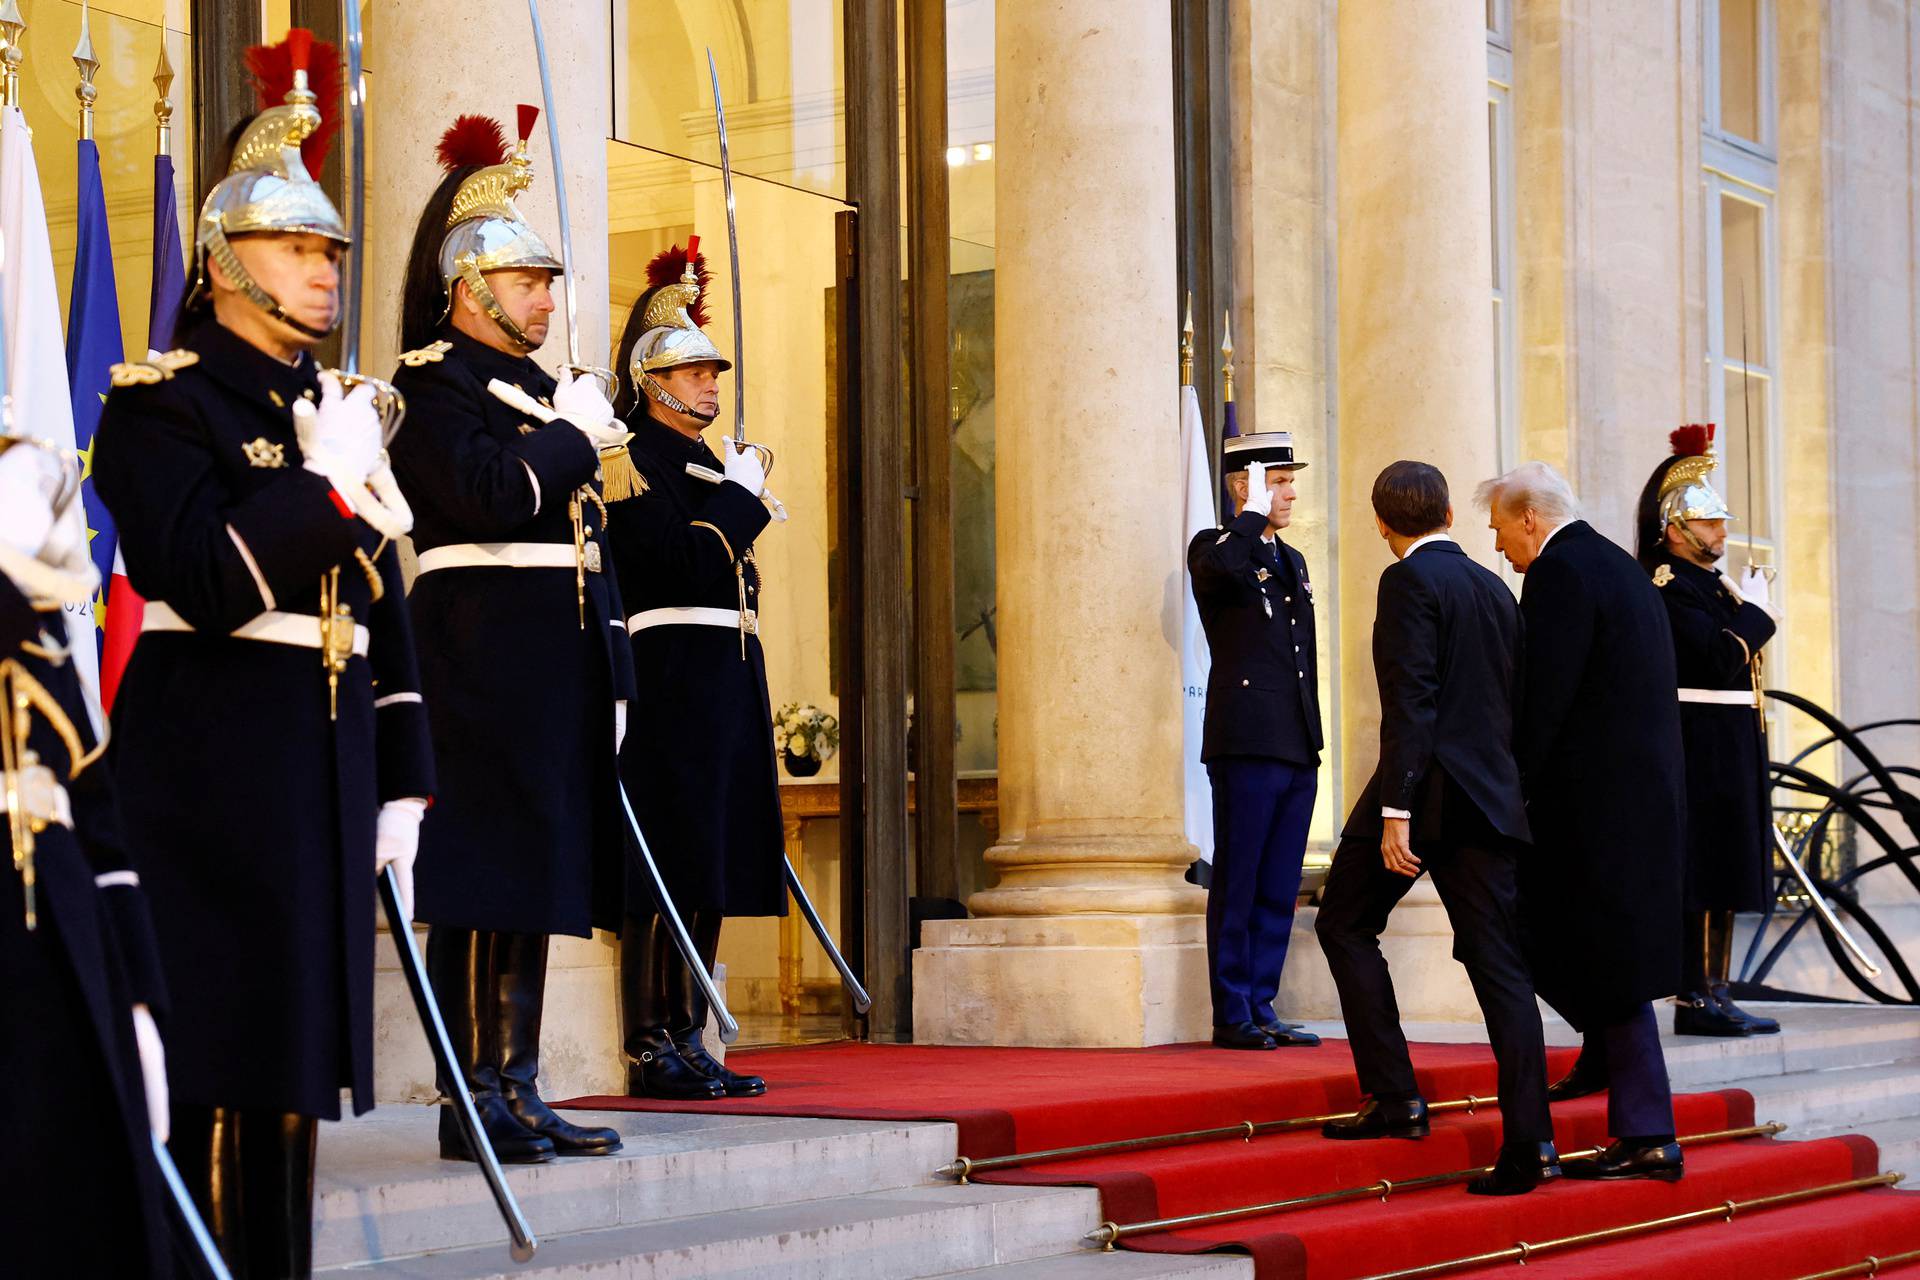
[938,1094,1499,1184]
[1084,1123,1788,1250]
[1791,1246,1920,1280]
[1358,1171,1904,1280]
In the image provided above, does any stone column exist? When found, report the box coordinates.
[365,0,622,1104]
[1335,0,1499,808]
[913,0,1208,1048]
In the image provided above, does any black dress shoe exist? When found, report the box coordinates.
[1322,1096,1430,1140]
[1212,1021,1277,1050]
[1673,992,1753,1037]
[1563,1138,1684,1182]
[1712,985,1780,1035]
[438,1096,555,1164]
[1467,1141,1563,1195]
[504,1088,623,1155]
[1546,1051,1609,1103]
[627,1042,728,1099]
[1260,1023,1322,1047]
[676,1032,768,1097]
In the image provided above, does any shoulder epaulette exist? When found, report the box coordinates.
[396,340,453,368]
[600,445,648,501]
[108,349,199,387]
[1652,564,1675,588]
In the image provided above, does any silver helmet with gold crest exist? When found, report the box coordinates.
[433,107,564,353]
[630,237,730,420]
[189,29,347,338]
[1657,423,1734,525]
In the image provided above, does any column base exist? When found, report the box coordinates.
[912,914,1210,1047]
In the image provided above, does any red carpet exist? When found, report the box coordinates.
[560,1040,1920,1278]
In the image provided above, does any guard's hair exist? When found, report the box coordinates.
[1473,461,1580,524]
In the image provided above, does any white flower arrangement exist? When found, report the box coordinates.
[774,702,840,762]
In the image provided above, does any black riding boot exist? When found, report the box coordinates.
[672,913,766,1097]
[496,931,622,1154]
[425,926,554,1164]
[167,1106,317,1278]
[1673,911,1751,1036]
[620,912,724,1099]
[1707,910,1779,1034]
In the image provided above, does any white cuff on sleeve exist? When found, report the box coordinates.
[225,524,276,611]
[520,459,543,516]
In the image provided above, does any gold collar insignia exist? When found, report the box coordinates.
[243,437,287,468]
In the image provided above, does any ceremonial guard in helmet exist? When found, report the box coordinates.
[606,242,783,1099]
[1,445,174,1276]
[91,32,434,1276]
[1636,425,1782,1037]
[388,110,630,1161]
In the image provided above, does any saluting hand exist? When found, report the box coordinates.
[1243,460,1273,519]
[1381,817,1421,878]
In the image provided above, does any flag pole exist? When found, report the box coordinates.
[73,3,98,140]
[1220,310,1234,405]
[154,40,174,157]
[1180,292,1194,389]
[0,3,22,110]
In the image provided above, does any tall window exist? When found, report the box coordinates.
[1487,7,1517,469]
[1702,0,1779,588]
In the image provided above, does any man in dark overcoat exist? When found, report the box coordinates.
[92,32,437,1273]
[604,242,784,1100]
[1,451,173,1277]
[388,108,631,1161]
[1636,427,1781,1037]
[1186,432,1323,1050]
[1317,462,1555,1196]
[1477,461,1686,1183]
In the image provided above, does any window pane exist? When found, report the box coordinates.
[1488,102,1501,286]
[1720,194,1767,360]
[617,0,846,201]
[1720,369,1771,542]
[1718,0,1763,141]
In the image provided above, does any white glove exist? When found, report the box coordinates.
[294,372,383,488]
[375,798,428,922]
[1243,459,1274,519]
[722,437,765,496]
[614,699,628,753]
[355,460,416,540]
[130,1003,168,1142]
[553,369,619,436]
[0,442,57,556]
[1718,571,1746,603]
[1740,565,1774,611]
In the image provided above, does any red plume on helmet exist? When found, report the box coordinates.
[244,28,342,176]
[1669,423,1714,458]
[435,115,509,173]
[644,238,714,329]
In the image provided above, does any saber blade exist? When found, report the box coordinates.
[784,856,871,1013]
[1770,825,1882,977]
[618,780,740,1043]
[706,48,747,446]
[152,1133,234,1280]
[525,0,581,371]
[338,2,367,376]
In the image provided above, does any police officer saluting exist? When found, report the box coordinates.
[92,32,435,1274]
[1,445,174,1277]
[1186,432,1323,1050]
[605,242,784,1099]
[388,109,630,1161]
[1636,426,1782,1037]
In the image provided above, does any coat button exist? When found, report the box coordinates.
[1241,678,1249,687]
[1294,645,1301,652]
[1285,596,1293,603]
[1297,670,1305,678]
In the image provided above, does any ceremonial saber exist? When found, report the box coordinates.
[379,868,538,1261]
[1769,824,1882,976]
[331,1,405,444]
[151,1134,233,1280]
[786,857,872,1013]
[616,780,740,1044]
[525,0,614,399]
[702,49,777,485]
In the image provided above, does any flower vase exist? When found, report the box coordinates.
[783,749,822,778]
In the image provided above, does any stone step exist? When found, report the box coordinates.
[1841,1116,1920,1177]
[1739,1060,1920,1134]
[1660,1004,1920,1087]
[314,1106,955,1270]
[934,1250,1254,1278]
[319,1181,1100,1279]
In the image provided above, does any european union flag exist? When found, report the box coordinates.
[64,135,121,645]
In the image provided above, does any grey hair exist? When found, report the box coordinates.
[1473,461,1580,523]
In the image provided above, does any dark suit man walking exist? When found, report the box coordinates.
[1478,461,1686,1183]
[1316,462,1557,1196]
[1187,432,1323,1050]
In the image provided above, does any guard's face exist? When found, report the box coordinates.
[218,232,342,339]
[655,362,724,422]
[1671,517,1728,561]
[1487,503,1546,573]
[483,269,555,348]
[1228,467,1298,530]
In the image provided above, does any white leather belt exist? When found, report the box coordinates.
[416,542,598,574]
[1678,688,1761,707]
[141,602,369,658]
[628,606,758,635]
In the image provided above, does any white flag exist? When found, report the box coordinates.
[1180,384,1216,863]
[1,106,103,725]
